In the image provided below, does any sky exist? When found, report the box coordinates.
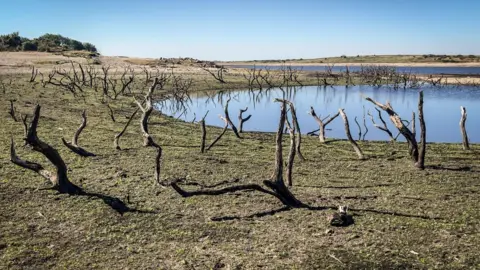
[1,0,479,60]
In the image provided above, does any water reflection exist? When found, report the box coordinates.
[160,85,480,143]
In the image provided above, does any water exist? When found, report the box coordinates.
[161,86,480,143]
[228,65,480,75]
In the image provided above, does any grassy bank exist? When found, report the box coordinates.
[1,69,480,269]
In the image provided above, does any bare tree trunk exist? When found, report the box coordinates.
[238,107,252,133]
[114,108,139,150]
[362,106,368,140]
[308,106,340,143]
[62,110,96,157]
[415,91,426,169]
[224,99,241,138]
[365,97,418,161]
[9,100,17,122]
[411,112,416,139]
[339,109,365,160]
[135,78,163,185]
[276,99,305,161]
[106,104,116,122]
[11,105,83,194]
[207,116,229,151]
[199,111,209,153]
[285,115,296,187]
[460,106,470,150]
[354,116,362,141]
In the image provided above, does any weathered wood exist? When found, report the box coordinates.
[12,105,83,194]
[415,91,426,169]
[285,115,296,187]
[365,97,418,161]
[199,111,209,153]
[62,110,96,157]
[460,106,470,150]
[135,78,163,185]
[339,109,365,160]
[223,99,241,138]
[354,116,362,141]
[309,106,340,143]
[238,107,252,133]
[411,112,416,139]
[206,116,229,151]
[276,99,305,161]
[106,104,116,122]
[367,108,395,141]
[114,108,139,150]
[8,100,17,122]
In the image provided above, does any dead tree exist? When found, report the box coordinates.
[460,106,470,150]
[206,116,229,151]
[20,114,28,139]
[203,66,227,84]
[223,98,241,138]
[365,97,418,162]
[199,111,209,153]
[362,106,368,140]
[106,104,116,122]
[354,116,362,141]
[285,115,296,187]
[415,92,426,169]
[411,112,416,139]
[308,107,340,143]
[367,108,395,141]
[276,99,305,161]
[10,105,83,194]
[29,66,38,82]
[134,78,163,185]
[238,107,252,133]
[62,110,96,157]
[171,100,304,207]
[114,108,139,150]
[339,109,365,160]
[8,100,17,121]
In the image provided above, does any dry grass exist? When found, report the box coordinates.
[0,65,479,269]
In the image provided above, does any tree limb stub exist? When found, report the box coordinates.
[206,115,229,151]
[460,106,470,150]
[62,110,96,157]
[275,98,305,161]
[200,111,209,153]
[224,98,241,138]
[339,109,365,160]
[367,108,395,141]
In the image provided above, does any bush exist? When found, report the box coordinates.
[22,41,37,51]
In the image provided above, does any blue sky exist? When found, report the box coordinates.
[1,0,479,60]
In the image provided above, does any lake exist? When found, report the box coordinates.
[160,85,480,143]
[227,65,480,75]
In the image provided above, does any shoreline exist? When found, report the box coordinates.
[220,62,480,67]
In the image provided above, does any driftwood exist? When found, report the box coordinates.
[339,109,365,160]
[238,107,252,133]
[114,108,139,150]
[10,105,82,194]
[171,100,304,207]
[134,78,163,185]
[415,91,426,169]
[368,108,395,141]
[62,110,96,157]
[460,106,470,150]
[206,116,229,151]
[199,111,209,153]
[365,97,418,162]
[308,106,340,143]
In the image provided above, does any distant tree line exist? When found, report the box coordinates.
[0,32,98,53]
